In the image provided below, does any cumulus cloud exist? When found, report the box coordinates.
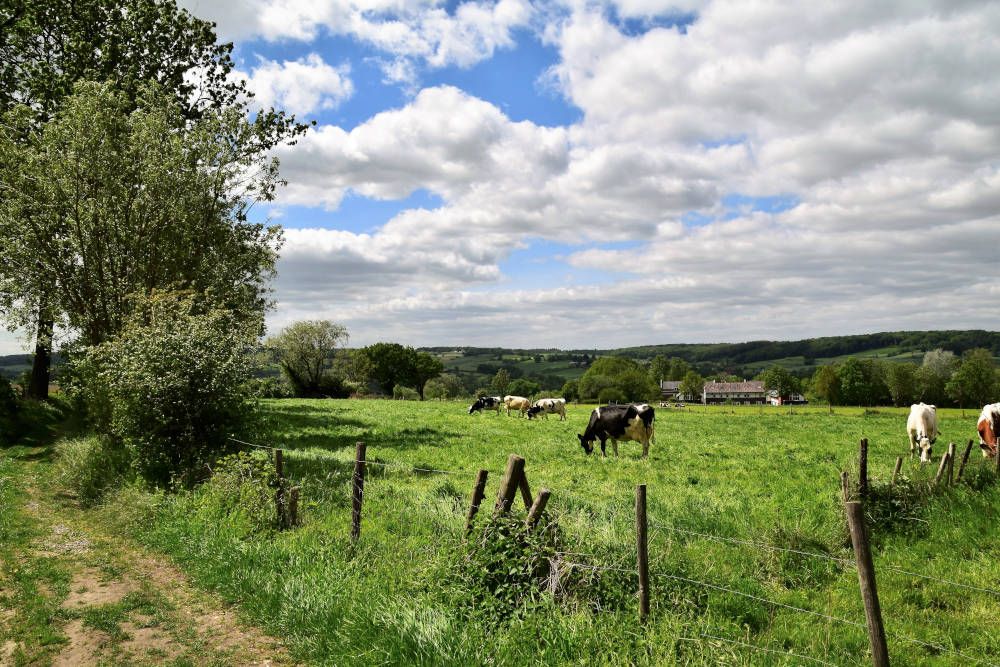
[240,53,353,116]
[195,1,1000,346]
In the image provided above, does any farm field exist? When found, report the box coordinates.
[6,400,1000,665]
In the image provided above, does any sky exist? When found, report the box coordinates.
[3,0,1000,354]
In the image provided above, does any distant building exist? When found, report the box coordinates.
[659,380,681,399]
[767,389,808,406]
[702,380,767,405]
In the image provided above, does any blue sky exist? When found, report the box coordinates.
[2,0,998,354]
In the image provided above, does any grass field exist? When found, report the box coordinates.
[67,399,997,666]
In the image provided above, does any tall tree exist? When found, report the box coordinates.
[491,368,511,396]
[760,366,800,401]
[0,0,307,398]
[946,348,997,411]
[885,362,919,407]
[267,321,349,397]
[679,370,705,402]
[918,348,958,405]
[361,343,442,398]
[0,82,284,350]
[812,365,840,406]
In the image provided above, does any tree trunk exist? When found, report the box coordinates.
[27,316,53,400]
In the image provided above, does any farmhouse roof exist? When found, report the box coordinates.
[703,380,765,393]
[660,380,681,390]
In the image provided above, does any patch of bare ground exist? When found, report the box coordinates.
[18,470,296,666]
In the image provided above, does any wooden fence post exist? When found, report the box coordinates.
[636,484,650,624]
[845,501,889,667]
[956,440,974,481]
[288,486,300,527]
[841,471,851,503]
[274,449,287,529]
[518,471,534,509]
[526,489,551,529]
[946,442,956,485]
[890,457,903,485]
[351,441,366,542]
[933,450,950,487]
[858,439,869,499]
[465,469,489,535]
[494,454,525,515]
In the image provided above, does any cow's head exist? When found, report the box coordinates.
[979,414,997,458]
[468,399,483,414]
[577,433,594,455]
[526,406,542,419]
[916,434,933,464]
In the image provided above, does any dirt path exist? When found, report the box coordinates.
[0,445,297,667]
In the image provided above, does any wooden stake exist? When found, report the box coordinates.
[858,438,869,499]
[845,501,889,667]
[841,471,851,503]
[351,441,366,542]
[956,440,974,481]
[274,449,287,529]
[946,442,956,485]
[525,488,551,529]
[464,469,489,535]
[518,471,533,509]
[288,486,300,527]
[890,457,903,485]
[933,450,950,487]
[636,484,650,623]
[494,454,525,515]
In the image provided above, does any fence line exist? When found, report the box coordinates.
[680,633,842,667]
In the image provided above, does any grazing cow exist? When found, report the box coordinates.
[578,404,655,458]
[977,403,1000,458]
[907,402,939,463]
[527,397,567,421]
[468,396,502,415]
[503,395,532,417]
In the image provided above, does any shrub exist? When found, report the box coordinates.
[54,436,132,505]
[392,385,420,400]
[193,451,279,535]
[83,292,256,488]
[0,375,19,443]
[244,377,293,399]
[597,387,627,404]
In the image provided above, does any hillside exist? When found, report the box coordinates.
[428,329,1000,390]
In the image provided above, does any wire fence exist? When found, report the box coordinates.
[226,435,1000,665]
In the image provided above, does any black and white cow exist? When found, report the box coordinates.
[527,397,567,420]
[468,396,502,415]
[577,404,655,458]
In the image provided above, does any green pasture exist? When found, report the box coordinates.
[100,400,1000,665]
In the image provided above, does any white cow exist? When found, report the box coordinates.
[527,398,567,420]
[907,402,939,463]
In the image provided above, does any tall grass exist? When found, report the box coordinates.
[98,400,1000,665]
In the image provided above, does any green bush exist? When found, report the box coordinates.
[53,436,132,505]
[244,377,293,399]
[597,387,627,404]
[193,451,279,536]
[82,292,256,488]
[392,385,420,400]
[0,374,19,443]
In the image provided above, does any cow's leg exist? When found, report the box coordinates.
[908,431,916,456]
[599,437,607,457]
[611,439,619,457]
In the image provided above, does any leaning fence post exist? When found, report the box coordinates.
[494,454,525,515]
[636,484,650,624]
[518,471,534,509]
[465,469,489,535]
[956,440,974,481]
[946,442,956,485]
[274,449,287,529]
[526,489,551,529]
[845,501,889,667]
[933,449,950,487]
[288,486,300,527]
[890,457,903,486]
[351,441,366,542]
[858,438,869,499]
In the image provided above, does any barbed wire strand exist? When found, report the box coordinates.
[680,633,841,667]
[561,561,994,665]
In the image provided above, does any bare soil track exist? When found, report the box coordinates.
[0,443,296,667]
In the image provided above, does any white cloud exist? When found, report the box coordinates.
[187,0,1000,346]
[238,54,353,116]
